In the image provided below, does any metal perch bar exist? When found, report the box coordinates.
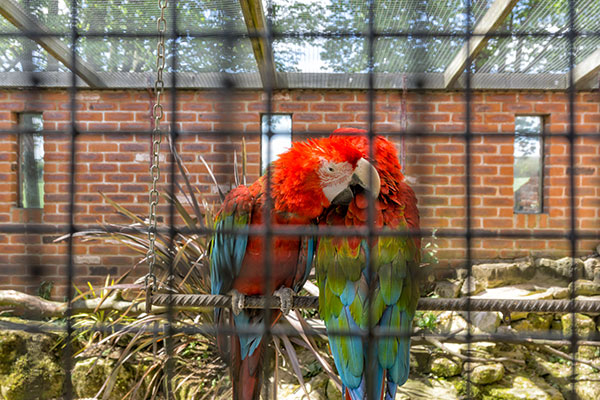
[151,294,600,314]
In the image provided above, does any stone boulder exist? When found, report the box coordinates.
[561,313,596,337]
[568,279,600,296]
[583,257,600,281]
[469,311,501,333]
[434,280,462,298]
[430,356,461,378]
[536,257,584,280]
[470,363,504,385]
[473,262,535,288]
[512,313,553,332]
[396,377,459,400]
[71,357,140,400]
[0,328,64,400]
[483,375,564,400]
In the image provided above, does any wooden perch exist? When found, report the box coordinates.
[0,289,172,317]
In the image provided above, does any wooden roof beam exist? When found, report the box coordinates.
[238,0,278,89]
[0,0,106,88]
[572,47,600,89]
[443,0,518,88]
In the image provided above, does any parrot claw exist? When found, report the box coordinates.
[230,290,245,316]
[274,287,295,315]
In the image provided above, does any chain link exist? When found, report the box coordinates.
[146,0,168,313]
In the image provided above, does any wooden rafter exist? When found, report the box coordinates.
[572,47,600,88]
[0,0,105,88]
[238,0,278,89]
[443,0,518,88]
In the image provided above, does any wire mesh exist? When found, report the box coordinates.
[0,0,599,399]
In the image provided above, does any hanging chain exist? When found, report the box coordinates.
[146,0,168,313]
[400,73,407,174]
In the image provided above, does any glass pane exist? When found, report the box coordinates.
[261,115,292,174]
[514,116,542,214]
[19,113,44,209]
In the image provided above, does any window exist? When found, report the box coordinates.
[261,114,292,174]
[513,116,543,214]
[18,113,44,209]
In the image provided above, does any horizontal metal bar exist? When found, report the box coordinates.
[0,71,591,90]
[1,29,599,40]
[4,313,600,345]
[2,128,599,139]
[3,223,600,242]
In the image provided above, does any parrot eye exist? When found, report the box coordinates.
[328,166,334,172]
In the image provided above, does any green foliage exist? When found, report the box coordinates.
[414,311,438,331]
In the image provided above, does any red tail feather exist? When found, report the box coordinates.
[231,337,264,400]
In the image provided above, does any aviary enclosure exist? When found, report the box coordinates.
[0,0,599,399]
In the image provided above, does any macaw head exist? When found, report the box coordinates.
[271,135,380,219]
[332,128,405,190]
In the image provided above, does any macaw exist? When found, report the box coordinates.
[210,136,380,400]
[315,128,421,400]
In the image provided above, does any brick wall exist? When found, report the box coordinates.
[0,89,599,296]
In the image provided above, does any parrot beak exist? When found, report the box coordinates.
[331,158,381,205]
[352,158,381,198]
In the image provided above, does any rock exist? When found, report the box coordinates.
[530,353,570,387]
[460,277,486,296]
[71,357,139,400]
[278,373,328,400]
[470,363,504,385]
[326,378,342,400]
[470,312,501,333]
[430,357,461,378]
[562,313,596,337]
[449,377,482,399]
[473,262,534,288]
[584,258,600,280]
[410,345,432,373]
[568,279,600,296]
[434,280,462,298]
[396,377,459,400]
[436,311,468,334]
[554,257,585,279]
[512,313,553,332]
[1,354,64,400]
[484,375,564,399]
[0,329,64,400]
[0,331,25,374]
[548,286,569,299]
[577,374,600,400]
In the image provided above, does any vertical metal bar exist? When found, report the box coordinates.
[63,0,79,398]
[464,0,474,398]
[567,0,577,398]
[262,1,275,398]
[366,1,376,399]
[164,0,179,396]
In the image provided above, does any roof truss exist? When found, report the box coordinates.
[573,47,600,89]
[444,0,518,88]
[238,0,278,89]
[0,0,106,88]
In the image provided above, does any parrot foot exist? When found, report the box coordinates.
[229,289,245,316]
[274,287,295,315]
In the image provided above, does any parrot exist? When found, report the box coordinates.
[315,128,421,400]
[210,135,381,400]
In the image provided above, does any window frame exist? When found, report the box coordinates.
[513,115,545,215]
[260,113,293,174]
[18,112,45,209]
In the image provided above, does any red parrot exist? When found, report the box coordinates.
[316,128,421,400]
[210,136,380,400]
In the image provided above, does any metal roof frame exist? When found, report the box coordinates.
[0,0,598,91]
